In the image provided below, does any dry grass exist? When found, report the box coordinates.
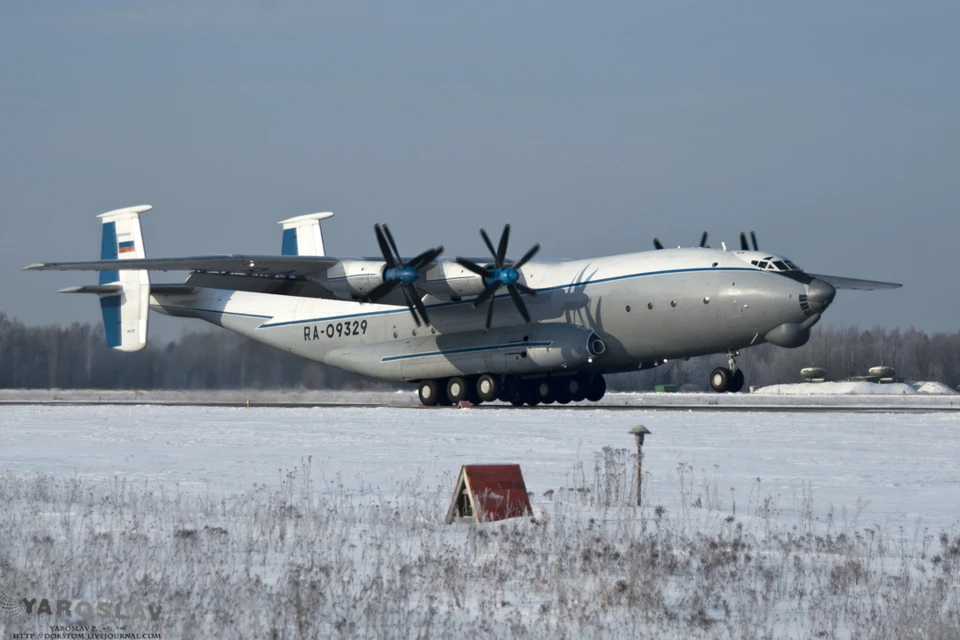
[0,453,958,639]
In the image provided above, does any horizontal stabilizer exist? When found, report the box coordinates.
[811,274,902,290]
[25,255,340,278]
[150,284,197,295]
[58,284,123,294]
[59,284,196,295]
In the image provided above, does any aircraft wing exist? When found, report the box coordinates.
[24,255,341,278]
[810,274,902,290]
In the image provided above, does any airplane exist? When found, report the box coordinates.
[25,205,901,406]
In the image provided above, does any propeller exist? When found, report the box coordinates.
[653,231,709,250]
[365,224,443,326]
[739,231,760,251]
[455,225,539,331]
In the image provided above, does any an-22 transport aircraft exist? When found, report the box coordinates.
[26,206,901,406]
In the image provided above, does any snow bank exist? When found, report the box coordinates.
[754,381,918,395]
[911,380,959,395]
[754,380,959,396]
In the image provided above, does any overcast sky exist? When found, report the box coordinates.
[2,1,957,338]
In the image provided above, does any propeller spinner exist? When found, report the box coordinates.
[455,225,539,331]
[365,224,443,326]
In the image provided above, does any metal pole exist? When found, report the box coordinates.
[628,425,651,506]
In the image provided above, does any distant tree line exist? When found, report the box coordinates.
[1,312,957,391]
[0,313,384,390]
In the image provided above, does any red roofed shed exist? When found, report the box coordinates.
[445,464,533,524]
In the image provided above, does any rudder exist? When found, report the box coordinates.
[278,212,334,256]
[96,205,152,351]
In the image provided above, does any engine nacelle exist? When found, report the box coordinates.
[317,259,385,299]
[417,261,487,299]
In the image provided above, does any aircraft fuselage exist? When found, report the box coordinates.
[150,247,818,382]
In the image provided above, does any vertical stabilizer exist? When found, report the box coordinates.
[96,205,152,351]
[278,212,335,256]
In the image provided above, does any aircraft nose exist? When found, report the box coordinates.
[805,278,836,313]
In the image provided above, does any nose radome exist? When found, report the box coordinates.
[805,278,836,313]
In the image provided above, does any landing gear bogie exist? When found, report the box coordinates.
[417,372,606,407]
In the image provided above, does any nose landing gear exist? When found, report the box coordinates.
[710,351,745,393]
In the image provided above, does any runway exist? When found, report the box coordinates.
[2,388,959,412]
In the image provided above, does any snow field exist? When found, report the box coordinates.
[0,406,958,638]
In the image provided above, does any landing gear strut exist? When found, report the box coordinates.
[710,351,745,393]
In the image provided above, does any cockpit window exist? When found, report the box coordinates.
[751,260,759,266]
[757,261,768,269]
[773,260,788,271]
[785,261,799,270]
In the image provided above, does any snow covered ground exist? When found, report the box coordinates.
[0,406,958,638]
[0,405,957,531]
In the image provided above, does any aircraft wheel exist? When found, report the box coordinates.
[523,382,540,406]
[535,380,555,404]
[553,378,572,404]
[447,376,469,403]
[730,369,745,393]
[476,374,501,402]
[585,374,606,402]
[418,380,441,406]
[498,376,519,402]
[569,375,588,402]
[710,367,732,393]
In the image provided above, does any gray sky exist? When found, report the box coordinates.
[2,1,957,337]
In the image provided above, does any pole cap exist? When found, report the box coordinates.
[628,425,651,436]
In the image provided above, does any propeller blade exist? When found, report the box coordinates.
[471,282,500,308]
[479,228,499,265]
[400,286,422,327]
[699,231,708,248]
[750,231,758,251]
[408,246,444,270]
[365,277,401,303]
[382,224,403,267]
[507,284,532,324]
[511,243,540,270]
[456,257,493,279]
[484,292,496,332]
[374,224,397,269]
[513,282,538,296]
[739,232,749,251]
[496,224,510,266]
[653,238,664,250]
[408,286,430,326]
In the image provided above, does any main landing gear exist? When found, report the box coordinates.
[710,351,745,393]
[417,374,607,407]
